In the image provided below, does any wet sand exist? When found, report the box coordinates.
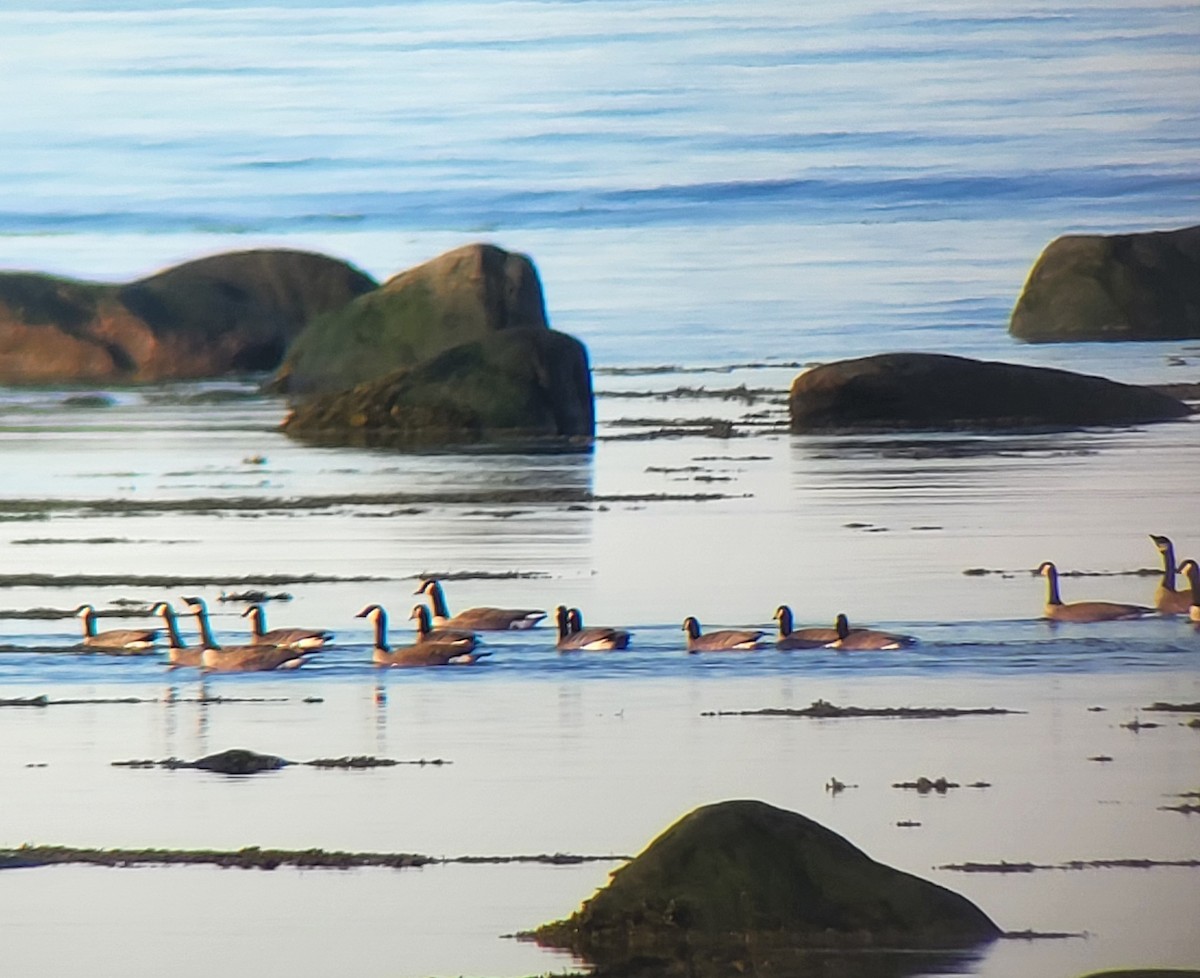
[0,371,1198,976]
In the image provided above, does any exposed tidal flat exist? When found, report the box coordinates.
[0,376,1198,977]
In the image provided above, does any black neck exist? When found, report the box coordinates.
[158,607,186,649]
[192,604,220,650]
[425,582,450,618]
[373,609,390,652]
[1160,542,1177,588]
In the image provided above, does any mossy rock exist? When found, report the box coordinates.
[788,352,1190,431]
[282,327,593,448]
[275,242,549,396]
[532,800,1001,976]
[0,249,375,384]
[1010,225,1200,342]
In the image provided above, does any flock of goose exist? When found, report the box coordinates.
[66,535,1197,673]
[1039,534,1199,622]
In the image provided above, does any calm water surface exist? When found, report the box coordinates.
[1,1,1199,975]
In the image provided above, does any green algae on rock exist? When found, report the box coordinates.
[274,242,551,396]
[1010,225,1200,342]
[281,326,594,448]
[532,800,1001,975]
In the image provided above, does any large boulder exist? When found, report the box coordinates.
[0,250,376,385]
[1010,225,1200,342]
[281,327,593,447]
[274,242,549,396]
[532,800,1001,976]
[788,352,1191,431]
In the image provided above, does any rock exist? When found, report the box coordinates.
[1010,225,1200,342]
[532,800,1001,976]
[274,242,550,396]
[281,326,594,447]
[191,748,289,775]
[788,352,1191,431]
[0,249,376,385]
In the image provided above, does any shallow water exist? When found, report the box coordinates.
[2,1,1200,975]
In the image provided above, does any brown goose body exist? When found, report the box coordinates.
[681,616,764,653]
[1151,535,1193,615]
[410,604,477,650]
[415,579,545,631]
[554,606,631,651]
[242,605,333,650]
[829,613,916,650]
[773,605,838,650]
[75,604,159,654]
[357,604,488,667]
[151,601,203,668]
[1037,562,1152,622]
[183,596,316,672]
[1177,560,1200,623]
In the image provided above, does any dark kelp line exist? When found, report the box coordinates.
[0,845,629,871]
[0,572,384,590]
[940,859,1200,873]
[111,749,450,773]
[701,700,1023,719]
[0,694,295,708]
[0,488,739,520]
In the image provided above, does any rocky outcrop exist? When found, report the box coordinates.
[0,250,376,385]
[274,242,550,396]
[532,800,1000,977]
[789,353,1191,431]
[1010,225,1200,342]
[282,327,593,447]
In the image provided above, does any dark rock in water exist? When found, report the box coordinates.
[192,748,290,775]
[281,326,594,448]
[788,353,1190,431]
[1010,224,1200,342]
[533,800,1001,976]
[0,250,376,385]
[274,242,550,396]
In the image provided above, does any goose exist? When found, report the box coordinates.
[150,601,202,668]
[1177,560,1200,623]
[554,606,631,651]
[410,604,477,650]
[681,616,764,653]
[828,613,916,650]
[1151,535,1193,615]
[356,604,488,667]
[773,605,838,650]
[414,578,545,630]
[1037,562,1152,622]
[181,596,315,672]
[74,604,159,654]
[241,604,334,650]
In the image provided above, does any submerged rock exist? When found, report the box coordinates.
[788,352,1190,431]
[1010,224,1200,342]
[532,800,1001,976]
[192,749,289,775]
[0,249,376,385]
[274,242,551,396]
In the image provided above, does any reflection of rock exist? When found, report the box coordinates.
[533,800,1000,977]
[0,250,375,385]
[281,327,594,447]
[1011,225,1200,342]
[789,353,1190,431]
[274,242,551,396]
